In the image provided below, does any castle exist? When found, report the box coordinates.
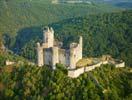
[37,27,125,78]
[37,27,82,69]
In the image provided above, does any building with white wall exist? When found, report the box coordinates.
[37,27,83,69]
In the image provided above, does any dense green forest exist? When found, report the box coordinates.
[0,0,120,51]
[0,0,118,36]
[0,1,132,99]
[7,10,132,66]
[52,10,132,66]
[0,63,131,99]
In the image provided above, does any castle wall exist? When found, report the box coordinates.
[52,47,59,69]
[102,61,108,65]
[43,27,54,48]
[44,48,52,65]
[68,67,85,78]
[108,60,125,68]
[59,49,66,65]
[70,48,76,69]
[38,41,82,69]
[85,65,95,72]
[37,43,44,67]
[74,44,82,62]
[68,60,125,78]
[69,36,83,69]
[115,62,125,68]
[65,50,70,67]
[37,27,83,69]
[6,60,15,66]
[37,27,125,78]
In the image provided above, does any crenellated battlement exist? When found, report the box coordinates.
[43,27,54,33]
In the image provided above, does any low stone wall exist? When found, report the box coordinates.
[68,67,84,78]
[115,62,125,68]
[68,61,108,78]
[84,65,95,72]
[6,60,15,66]
[94,62,102,68]
[102,61,108,65]
[85,61,108,72]
[68,60,125,78]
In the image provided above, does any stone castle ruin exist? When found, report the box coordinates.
[37,27,82,69]
[37,27,125,78]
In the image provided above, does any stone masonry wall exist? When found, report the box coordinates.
[37,43,44,67]
[44,48,52,65]
[68,60,125,78]
[37,27,82,69]
[69,36,83,69]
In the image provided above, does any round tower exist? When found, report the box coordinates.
[37,42,44,67]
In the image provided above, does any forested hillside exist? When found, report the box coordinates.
[0,1,132,99]
[9,10,132,66]
[0,0,118,36]
[52,10,132,66]
[52,0,132,8]
[0,63,131,99]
